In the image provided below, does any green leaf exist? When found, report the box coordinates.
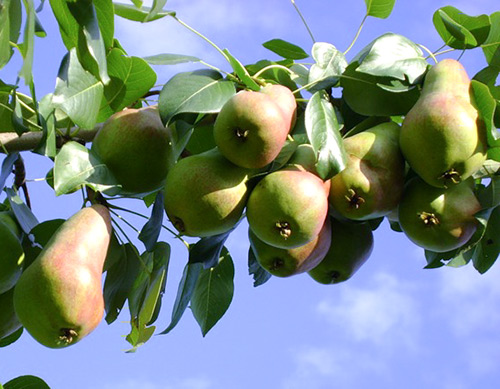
[113,2,174,22]
[160,261,203,334]
[364,0,396,19]
[248,246,271,287]
[223,49,260,91]
[0,153,19,192]
[476,176,500,209]
[0,327,23,348]
[103,242,142,324]
[433,6,491,50]
[5,187,38,234]
[53,141,121,196]
[33,93,57,158]
[246,59,298,91]
[305,91,348,180]
[18,0,35,85]
[262,39,309,60]
[470,79,499,148]
[354,33,427,84]
[158,69,236,126]
[98,48,157,122]
[482,12,500,66]
[189,227,236,269]
[308,42,347,91]
[0,0,12,68]
[4,375,50,389]
[191,248,234,336]
[138,191,164,252]
[143,53,201,65]
[472,205,500,273]
[52,49,104,129]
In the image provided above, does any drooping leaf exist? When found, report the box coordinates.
[248,246,272,287]
[138,191,165,252]
[433,6,491,50]
[5,187,38,234]
[113,2,175,22]
[472,205,500,273]
[160,261,203,334]
[305,91,347,180]
[364,0,396,19]
[52,49,104,129]
[159,69,236,126]
[191,248,234,336]
[262,39,309,60]
[482,12,500,66]
[53,141,121,196]
[0,327,23,348]
[354,33,427,84]
[143,53,201,65]
[4,375,51,389]
[308,42,347,91]
[0,152,19,192]
[223,49,260,91]
[188,227,236,269]
[470,79,500,148]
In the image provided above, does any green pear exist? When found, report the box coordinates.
[260,84,297,129]
[329,121,406,220]
[13,205,112,348]
[246,169,329,249]
[0,288,22,340]
[308,217,374,284]
[249,218,332,277]
[400,59,487,188]
[164,148,251,237]
[92,106,173,194]
[213,90,290,168]
[0,212,24,294]
[398,177,481,252]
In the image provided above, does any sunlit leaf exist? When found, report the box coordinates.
[223,49,260,91]
[113,2,174,22]
[364,0,396,19]
[262,39,309,60]
[482,12,500,66]
[143,53,201,65]
[470,80,499,148]
[308,42,347,91]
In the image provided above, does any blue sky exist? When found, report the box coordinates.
[1,0,500,388]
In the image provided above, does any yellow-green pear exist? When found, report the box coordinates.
[246,169,329,249]
[308,217,374,284]
[249,218,331,277]
[400,59,487,188]
[92,106,173,193]
[164,148,251,237]
[13,205,112,348]
[398,177,481,252]
[213,90,290,168]
[329,121,405,220]
[0,212,24,294]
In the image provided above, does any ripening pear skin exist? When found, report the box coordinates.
[213,91,290,168]
[329,121,406,220]
[286,144,331,195]
[398,177,481,252]
[164,148,251,237]
[92,106,173,194]
[0,288,22,340]
[0,213,24,294]
[260,84,297,130]
[246,169,329,249]
[13,205,112,348]
[249,218,332,277]
[308,217,374,284]
[400,59,487,188]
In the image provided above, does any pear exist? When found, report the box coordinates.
[92,106,173,194]
[213,90,290,168]
[0,212,24,294]
[0,288,22,340]
[246,169,329,249]
[13,205,112,348]
[400,59,487,188]
[329,121,405,220]
[260,84,297,129]
[308,217,374,284]
[398,177,481,252]
[249,218,332,277]
[164,148,251,237]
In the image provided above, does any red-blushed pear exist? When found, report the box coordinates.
[163,148,251,237]
[329,121,405,220]
[399,59,487,188]
[260,84,297,130]
[92,106,173,194]
[246,169,329,249]
[308,217,374,284]
[213,90,290,168]
[249,218,332,277]
[0,212,24,294]
[398,177,481,252]
[13,205,112,348]
[0,288,22,341]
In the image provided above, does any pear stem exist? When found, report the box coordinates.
[253,65,295,79]
[418,44,438,64]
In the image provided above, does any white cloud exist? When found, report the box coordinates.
[316,272,421,351]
